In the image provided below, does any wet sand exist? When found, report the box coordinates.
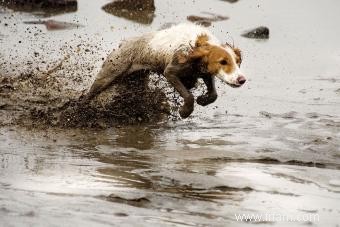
[1,0,340,226]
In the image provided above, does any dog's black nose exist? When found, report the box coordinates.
[237,76,246,85]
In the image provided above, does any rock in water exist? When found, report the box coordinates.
[3,0,77,8]
[0,0,77,16]
[242,26,269,39]
[102,0,155,24]
[221,0,239,3]
[187,13,229,27]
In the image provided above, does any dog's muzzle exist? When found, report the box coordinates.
[216,70,247,88]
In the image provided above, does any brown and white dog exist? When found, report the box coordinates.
[84,23,246,118]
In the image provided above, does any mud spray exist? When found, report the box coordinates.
[0,67,183,128]
[0,39,193,129]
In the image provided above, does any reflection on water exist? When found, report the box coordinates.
[1,111,339,226]
[115,126,158,150]
[102,0,155,24]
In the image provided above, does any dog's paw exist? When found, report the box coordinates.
[179,105,194,119]
[197,94,217,106]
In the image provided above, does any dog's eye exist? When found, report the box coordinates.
[220,60,228,65]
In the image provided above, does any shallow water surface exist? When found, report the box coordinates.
[1,0,340,226]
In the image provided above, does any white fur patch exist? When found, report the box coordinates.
[149,23,221,54]
[215,68,242,86]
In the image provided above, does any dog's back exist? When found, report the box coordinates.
[117,24,221,71]
[148,24,220,64]
[149,24,220,53]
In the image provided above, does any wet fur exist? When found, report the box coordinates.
[83,23,243,118]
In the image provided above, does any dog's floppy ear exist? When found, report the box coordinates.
[177,46,209,64]
[177,35,211,63]
[233,48,242,64]
[188,47,209,60]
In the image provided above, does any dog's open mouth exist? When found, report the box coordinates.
[226,82,243,88]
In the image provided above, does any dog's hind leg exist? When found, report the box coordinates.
[82,50,132,102]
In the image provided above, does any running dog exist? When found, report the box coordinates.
[83,23,246,118]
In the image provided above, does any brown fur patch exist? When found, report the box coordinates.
[177,52,188,64]
[233,48,242,66]
[195,34,210,47]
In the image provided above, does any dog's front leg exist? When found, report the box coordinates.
[164,66,194,118]
[197,75,218,106]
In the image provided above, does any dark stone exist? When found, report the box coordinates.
[220,0,239,3]
[242,26,270,39]
[102,0,155,24]
[0,0,77,16]
[187,13,229,27]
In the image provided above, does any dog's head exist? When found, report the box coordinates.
[188,35,246,87]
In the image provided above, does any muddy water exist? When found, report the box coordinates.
[1,0,340,226]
